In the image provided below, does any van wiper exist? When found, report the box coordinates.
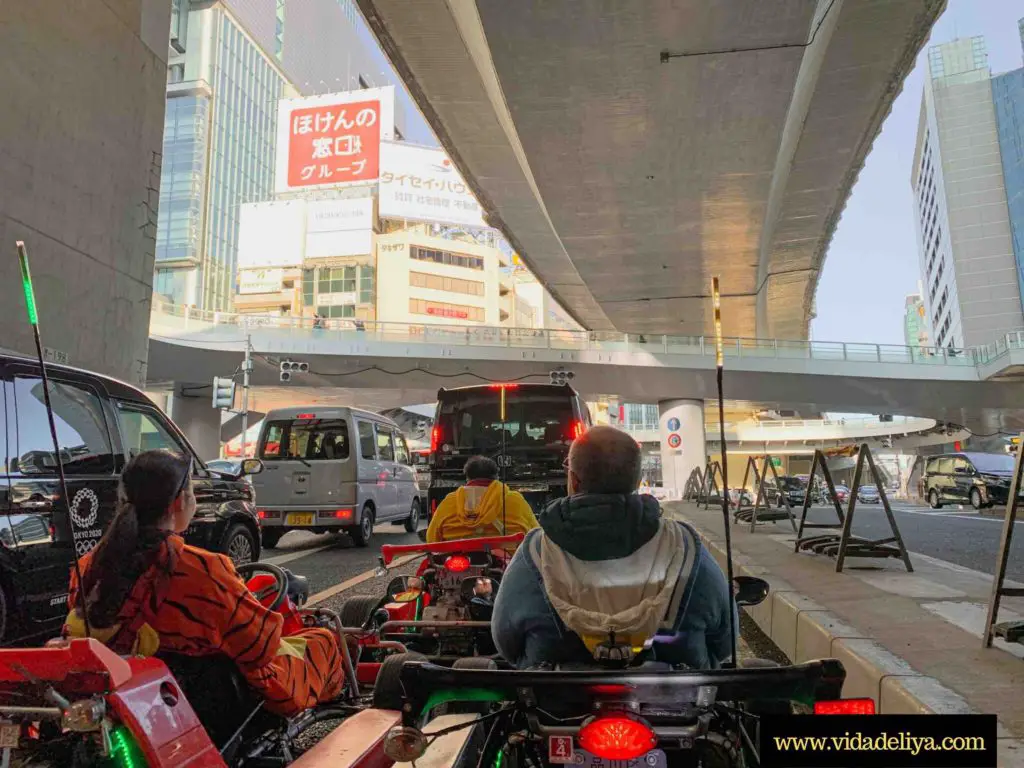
[295,457,312,468]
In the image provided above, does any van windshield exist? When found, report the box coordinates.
[259,419,350,460]
[437,390,575,453]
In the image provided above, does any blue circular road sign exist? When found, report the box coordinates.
[667,417,681,431]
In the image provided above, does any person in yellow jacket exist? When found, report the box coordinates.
[426,456,539,544]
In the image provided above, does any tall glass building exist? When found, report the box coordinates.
[993,20,1024,316]
[154,0,427,311]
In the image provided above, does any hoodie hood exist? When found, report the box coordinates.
[539,493,662,561]
[446,480,515,533]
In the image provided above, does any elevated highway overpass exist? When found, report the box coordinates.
[354,0,945,338]
[148,303,1024,440]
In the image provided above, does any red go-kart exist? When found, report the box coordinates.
[0,562,362,767]
[338,533,524,673]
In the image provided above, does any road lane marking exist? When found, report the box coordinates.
[263,544,335,566]
[307,553,421,606]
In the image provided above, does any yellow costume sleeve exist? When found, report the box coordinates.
[426,493,456,542]
[506,492,540,536]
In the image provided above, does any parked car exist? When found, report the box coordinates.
[727,488,754,508]
[0,352,263,645]
[857,485,881,504]
[252,406,422,549]
[773,475,814,508]
[923,452,1021,510]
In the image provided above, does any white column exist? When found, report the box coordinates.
[659,399,706,493]
[167,384,223,461]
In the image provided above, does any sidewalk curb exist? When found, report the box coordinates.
[673,509,1024,764]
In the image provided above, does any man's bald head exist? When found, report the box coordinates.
[568,425,642,495]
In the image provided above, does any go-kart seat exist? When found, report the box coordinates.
[157,652,264,748]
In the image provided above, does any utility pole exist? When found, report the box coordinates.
[240,335,252,457]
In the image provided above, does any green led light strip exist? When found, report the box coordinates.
[15,242,38,326]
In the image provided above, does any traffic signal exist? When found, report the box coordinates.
[279,359,309,382]
[550,369,575,386]
[212,377,236,410]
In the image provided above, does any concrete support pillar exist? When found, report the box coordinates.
[168,385,222,461]
[659,399,706,493]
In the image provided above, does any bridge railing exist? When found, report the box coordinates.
[151,300,979,368]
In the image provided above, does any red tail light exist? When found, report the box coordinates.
[431,498,438,514]
[488,383,519,390]
[570,420,586,440]
[578,714,656,760]
[430,426,441,453]
[814,698,875,715]
[296,413,316,420]
[444,555,470,572]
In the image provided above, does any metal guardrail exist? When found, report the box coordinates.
[151,299,1023,370]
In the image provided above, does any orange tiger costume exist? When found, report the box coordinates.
[65,534,343,717]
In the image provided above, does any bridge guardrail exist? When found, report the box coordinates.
[151,299,1015,371]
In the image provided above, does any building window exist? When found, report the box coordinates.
[359,266,375,304]
[302,269,315,306]
[316,304,355,319]
[409,271,485,296]
[168,63,185,84]
[409,299,485,322]
[318,266,357,295]
[410,245,484,271]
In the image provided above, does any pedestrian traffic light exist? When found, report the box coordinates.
[212,377,236,410]
[279,359,309,382]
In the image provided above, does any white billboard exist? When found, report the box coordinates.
[378,142,487,229]
[238,268,283,295]
[275,87,395,195]
[237,201,306,269]
[305,198,374,259]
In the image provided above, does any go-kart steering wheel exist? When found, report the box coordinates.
[236,562,289,611]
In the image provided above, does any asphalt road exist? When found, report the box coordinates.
[792,501,1024,580]
[259,521,425,596]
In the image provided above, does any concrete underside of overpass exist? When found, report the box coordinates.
[356,0,945,338]
[147,336,1024,434]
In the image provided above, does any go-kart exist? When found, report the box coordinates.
[0,562,363,767]
[338,533,524,664]
[355,576,871,768]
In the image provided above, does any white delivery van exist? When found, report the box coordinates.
[251,407,421,548]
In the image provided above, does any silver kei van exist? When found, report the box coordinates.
[251,406,422,549]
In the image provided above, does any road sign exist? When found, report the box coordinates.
[667,433,682,449]
[667,417,681,431]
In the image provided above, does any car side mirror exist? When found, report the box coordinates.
[733,576,770,607]
[241,458,264,476]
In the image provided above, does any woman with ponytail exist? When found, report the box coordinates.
[63,450,343,716]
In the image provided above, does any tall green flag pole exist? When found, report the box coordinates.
[15,241,90,637]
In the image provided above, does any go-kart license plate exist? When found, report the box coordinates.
[549,738,665,768]
[286,512,314,526]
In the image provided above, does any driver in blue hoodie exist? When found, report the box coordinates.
[492,425,736,669]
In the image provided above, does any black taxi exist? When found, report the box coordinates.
[0,353,262,645]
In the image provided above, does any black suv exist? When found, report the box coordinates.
[924,452,1020,510]
[428,383,592,514]
[0,353,262,645]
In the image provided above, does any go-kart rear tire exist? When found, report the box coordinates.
[339,595,380,629]
[452,657,498,670]
[373,652,427,711]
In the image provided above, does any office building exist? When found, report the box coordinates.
[154,0,423,312]
[993,19,1024,309]
[903,293,931,350]
[911,35,1024,349]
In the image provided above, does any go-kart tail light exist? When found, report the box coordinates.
[444,555,470,572]
[578,713,656,761]
[384,726,427,762]
[814,698,875,715]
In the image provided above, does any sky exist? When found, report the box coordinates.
[809,0,1024,345]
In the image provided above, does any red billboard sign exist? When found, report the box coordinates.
[285,99,381,188]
